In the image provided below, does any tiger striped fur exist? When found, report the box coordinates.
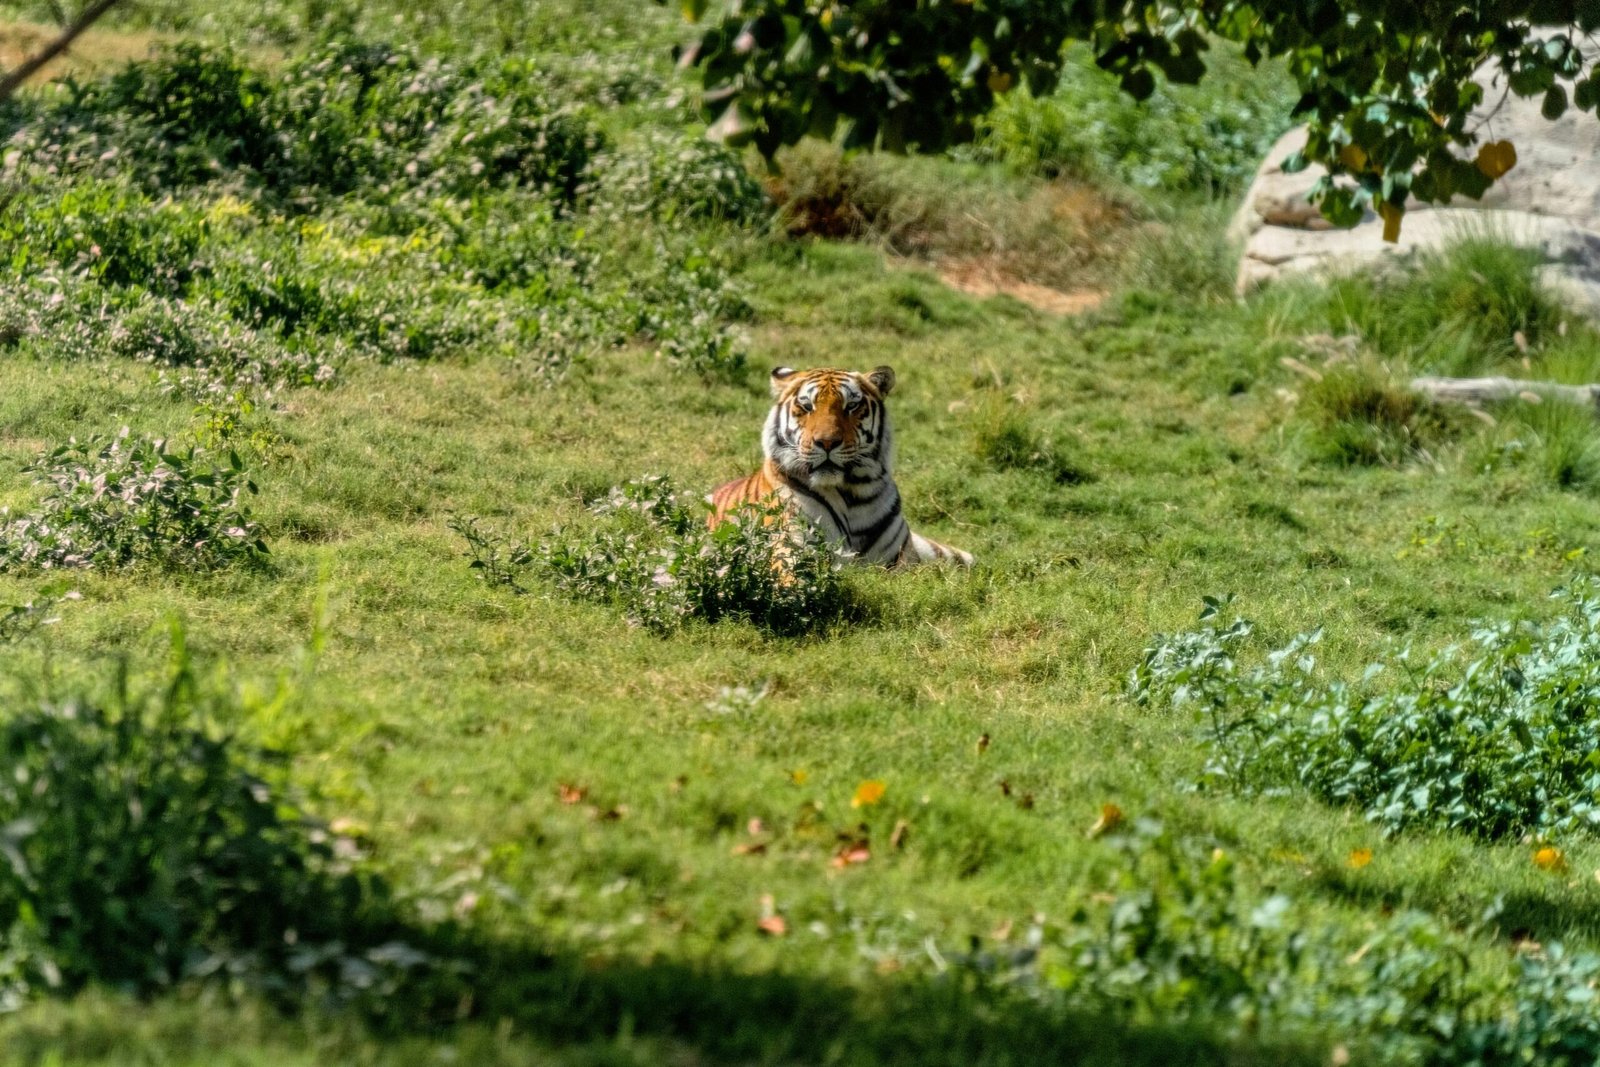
[709,365,973,568]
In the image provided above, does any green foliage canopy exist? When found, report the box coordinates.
[677,1,1600,225]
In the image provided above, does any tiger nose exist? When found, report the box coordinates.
[814,434,842,452]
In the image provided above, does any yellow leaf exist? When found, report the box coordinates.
[1086,803,1124,839]
[1476,140,1518,179]
[1337,143,1368,172]
[790,769,809,786]
[1378,200,1402,244]
[1534,846,1568,873]
[851,780,886,808]
[987,70,1014,93]
[1348,848,1373,869]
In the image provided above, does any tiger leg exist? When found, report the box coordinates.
[901,530,974,567]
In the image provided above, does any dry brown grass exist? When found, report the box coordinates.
[0,19,169,85]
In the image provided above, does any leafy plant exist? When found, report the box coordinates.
[0,582,77,645]
[0,429,267,573]
[458,477,855,635]
[1132,582,1600,841]
[0,637,418,1008]
[681,1,1600,230]
[970,42,1296,196]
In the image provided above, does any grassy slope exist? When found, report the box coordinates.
[3,4,1600,1065]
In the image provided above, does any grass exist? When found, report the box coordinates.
[2,3,1600,1064]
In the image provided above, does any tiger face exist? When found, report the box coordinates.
[763,365,896,489]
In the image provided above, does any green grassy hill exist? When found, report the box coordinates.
[3,3,1600,1065]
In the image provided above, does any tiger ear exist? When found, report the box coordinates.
[867,365,896,396]
[770,366,797,397]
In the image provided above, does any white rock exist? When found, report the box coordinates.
[1232,38,1600,316]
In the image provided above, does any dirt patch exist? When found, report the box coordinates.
[925,257,1107,316]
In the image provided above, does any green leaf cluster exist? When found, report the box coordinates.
[1133,580,1600,841]
[679,2,1600,225]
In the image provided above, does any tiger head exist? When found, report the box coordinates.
[763,365,896,489]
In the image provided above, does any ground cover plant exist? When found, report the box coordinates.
[9,1,1600,1065]
[457,477,856,636]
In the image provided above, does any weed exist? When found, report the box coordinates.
[973,406,1092,485]
[459,478,855,635]
[1133,582,1600,841]
[1299,363,1462,467]
[0,429,266,573]
[0,635,428,1009]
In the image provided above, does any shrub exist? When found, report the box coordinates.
[0,179,209,295]
[1131,582,1600,841]
[968,42,1296,196]
[457,478,855,635]
[3,41,602,209]
[0,430,267,573]
[0,644,417,1007]
[1036,821,1600,1066]
[595,131,770,226]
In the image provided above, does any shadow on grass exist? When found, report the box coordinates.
[337,924,1331,1067]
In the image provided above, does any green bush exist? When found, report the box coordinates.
[1034,822,1600,1066]
[0,180,210,295]
[5,41,602,208]
[0,646,420,1007]
[969,42,1296,196]
[456,477,855,635]
[0,430,267,573]
[1131,583,1600,841]
[595,131,770,226]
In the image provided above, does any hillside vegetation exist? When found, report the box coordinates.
[5,2,1600,1065]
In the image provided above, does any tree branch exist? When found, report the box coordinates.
[0,0,129,105]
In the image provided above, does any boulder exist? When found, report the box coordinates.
[1231,54,1600,315]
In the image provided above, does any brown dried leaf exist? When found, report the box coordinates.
[1086,803,1124,839]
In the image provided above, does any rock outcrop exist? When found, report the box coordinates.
[1230,63,1600,318]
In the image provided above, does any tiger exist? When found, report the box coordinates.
[708,365,974,567]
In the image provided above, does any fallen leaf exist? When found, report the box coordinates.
[1086,803,1124,839]
[1348,848,1373,869]
[1019,793,1036,811]
[757,915,787,936]
[732,841,768,856]
[790,769,809,786]
[991,918,1014,941]
[831,840,871,868]
[557,784,587,805]
[1534,846,1568,873]
[852,780,886,808]
[890,819,910,850]
[997,779,1012,798]
[976,733,990,755]
[669,775,687,792]
[747,817,765,836]
[591,804,628,822]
